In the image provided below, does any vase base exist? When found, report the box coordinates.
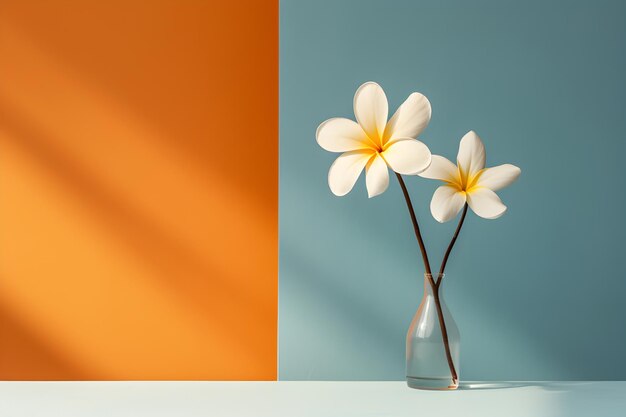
[406,376,459,390]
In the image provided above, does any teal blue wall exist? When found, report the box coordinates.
[279,0,626,380]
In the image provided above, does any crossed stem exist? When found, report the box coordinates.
[395,173,468,387]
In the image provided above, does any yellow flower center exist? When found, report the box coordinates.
[364,134,385,153]
[451,167,484,193]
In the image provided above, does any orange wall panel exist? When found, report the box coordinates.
[0,0,278,380]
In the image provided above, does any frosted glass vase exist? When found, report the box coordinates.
[406,273,460,390]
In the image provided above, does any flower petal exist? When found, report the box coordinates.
[384,92,431,144]
[316,118,372,152]
[365,154,389,198]
[418,155,459,183]
[477,164,521,191]
[381,138,432,175]
[466,187,507,219]
[430,185,467,223]
[457,130,486,179]
[328,150,374,196]
[353,82,388,147]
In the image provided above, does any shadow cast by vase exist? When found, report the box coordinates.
[458,381,533,390]
[458,381,601,392]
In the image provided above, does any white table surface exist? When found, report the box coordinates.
[0,381,624,417]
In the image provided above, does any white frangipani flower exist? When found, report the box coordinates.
[419,131,521,222]
[316,81,432,198]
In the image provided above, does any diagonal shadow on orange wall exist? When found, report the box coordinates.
[0,0,278,380]
[0,0,278,214]
[0,298,88,380]
[0,97,274,359]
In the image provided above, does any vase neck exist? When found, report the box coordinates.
[423,273,445,296]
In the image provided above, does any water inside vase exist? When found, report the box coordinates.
[406,273,460,390]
